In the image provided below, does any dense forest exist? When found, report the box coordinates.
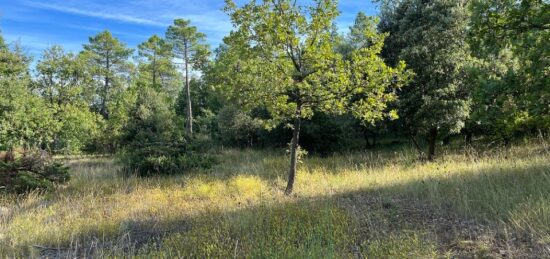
[0,0,549,257]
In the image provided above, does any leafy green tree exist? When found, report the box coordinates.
[0,39,58,150]
[136,35,178,96]
[469,0,549,132]
[82,30,133,120]
[166,19,210,135]
[338,12,399,149]
[379,0,472,160]
[467,49,528,144]
[35,45,103,153]
[35,45,92,105]
[218,0,408,194]
[0,39,29,78]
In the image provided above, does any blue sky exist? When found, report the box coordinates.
[0,0,378,59]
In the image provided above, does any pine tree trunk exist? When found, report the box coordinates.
[427,127,438,161]
[285,114,302,195]
[102,57,110,120]
[184,44,193,135]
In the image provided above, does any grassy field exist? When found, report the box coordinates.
[1,139,549,258]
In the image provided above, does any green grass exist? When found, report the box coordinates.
[1,139,549,257]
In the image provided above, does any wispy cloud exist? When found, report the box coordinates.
[28,2,168,27]
[3,0,380,62]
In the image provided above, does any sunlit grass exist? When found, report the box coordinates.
[1,139,549,257]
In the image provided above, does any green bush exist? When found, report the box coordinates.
[120,140,214,177]
[119,87,214,176]
[0,150,69,193]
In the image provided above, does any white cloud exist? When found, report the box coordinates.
[7,0,380,56]
[21,0,234,46]
[28,2,168,27]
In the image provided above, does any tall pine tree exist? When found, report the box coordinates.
[82,30,133,120]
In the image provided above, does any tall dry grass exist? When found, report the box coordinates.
[0,138,548,257]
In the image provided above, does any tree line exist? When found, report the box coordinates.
[0,0,548,194]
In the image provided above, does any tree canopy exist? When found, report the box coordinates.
[219,0,409,193]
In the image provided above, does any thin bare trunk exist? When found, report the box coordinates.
[409,131,425,159]
[101,56,110,120]
[184,44,193,135]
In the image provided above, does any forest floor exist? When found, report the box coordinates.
[1,139,550,258]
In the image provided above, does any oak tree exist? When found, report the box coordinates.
[218,0,409,194]
[379,0,472,160]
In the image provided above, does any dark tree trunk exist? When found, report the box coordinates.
[464,130,472,144]
[427,127,438,161]
[285,114,302,195]
[363,129,371,149]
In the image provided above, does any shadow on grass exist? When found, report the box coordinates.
[18,155,550,258]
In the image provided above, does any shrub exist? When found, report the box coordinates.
[119,87,214,176]
[0,149,69,193]
[120,140,215,177]
[216,105,262,147]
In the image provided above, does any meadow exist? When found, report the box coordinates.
[1,139,549,258]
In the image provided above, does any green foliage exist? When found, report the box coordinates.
[467,49,529,141]
[219,0,407,127]
[0,33,5,50]
[0,151,69,193]
[0,79,58,150]
[381,0,472,134]
[82,30,133,120]
[166,19,210,72]
[301,113,363,155]
[35,45,103,153]
[119,87,213,176]
[0,41,29,77]
[136,35,178,96]
[0,43,58,150]
[379,0,472,158]
[216,105,262,147]
[469,0,550,133]
[219,0,408,193]
[175,77,222,135]
[166,19,210,134]
[55,104,104,154]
